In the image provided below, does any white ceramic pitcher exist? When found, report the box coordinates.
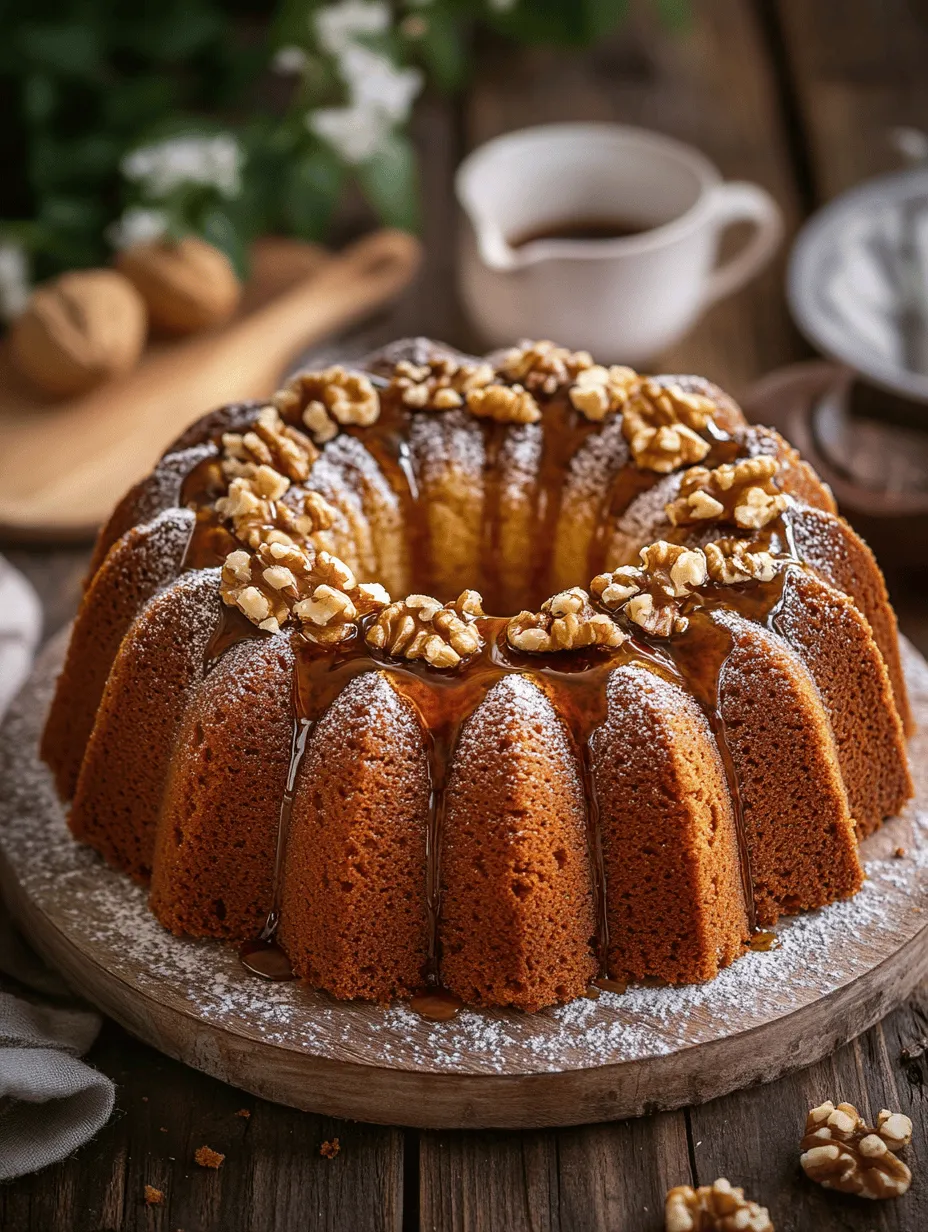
[456,123,783,363]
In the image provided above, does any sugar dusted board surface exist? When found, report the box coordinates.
[2,631,928,1129]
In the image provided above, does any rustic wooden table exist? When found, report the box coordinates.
[4,2,928,1228]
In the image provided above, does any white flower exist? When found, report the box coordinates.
[338,45,422,123]
[307,3,423,165]
[272,45,309,74]
[313,0,390,57]
[121,134,244,200]
[307,105,392,164]
[0,242,29,322]
[106,206,169,250]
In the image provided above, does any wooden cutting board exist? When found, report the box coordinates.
[0,229,421,541]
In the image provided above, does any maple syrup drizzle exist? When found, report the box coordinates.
[201,602,262,672]
[479,421,505,612]
[530,396,599,604]
[163,364,809,996]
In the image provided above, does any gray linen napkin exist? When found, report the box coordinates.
[0,557,115,1179]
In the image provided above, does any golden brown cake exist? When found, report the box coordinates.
[42,338,914,1013]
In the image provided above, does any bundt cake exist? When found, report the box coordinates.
[41,338,914,1014]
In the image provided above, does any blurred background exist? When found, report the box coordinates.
[0,0,927,652]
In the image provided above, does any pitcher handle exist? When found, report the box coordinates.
[702,182,784,306]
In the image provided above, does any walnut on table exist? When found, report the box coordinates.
[389,356,494,410]
[665,1178,773,1232]
[666,456,792,532]
[622,377,719,473]
[274,365,380,444]
[496,338,594,395]
[799,1100,913,1199]
[366,590,485,669]
[507,586,625,653]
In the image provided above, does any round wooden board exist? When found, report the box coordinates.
[2,633,928,1130]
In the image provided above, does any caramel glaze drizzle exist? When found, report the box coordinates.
[173,373,802,1004]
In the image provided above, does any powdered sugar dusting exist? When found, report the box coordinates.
[2,634,927,1078]
[408,409,484,486]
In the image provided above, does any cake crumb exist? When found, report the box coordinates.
[159,1126,167,1132]
[194,1145,225,1169]
[235,1108,251,1118]
[320,1138,340,1159]
[144,1185,164,1205]
[895,846,907,858]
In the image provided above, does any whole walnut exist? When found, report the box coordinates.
[10,269,147,398]
[116,236,241,335]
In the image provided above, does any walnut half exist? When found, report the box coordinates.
[220,406,317,485]
[592,542,707,638]
[466,383,541,424]
[622,378,718,473]
[568,364,639,421]
[665,1178,773,1232]
[366,590,485,669]
[389,356,494,410]
[274,365,380,444]
[497,339,594,395]
[220,541,389,641]
[704,538,780,585]
[507,587,625,653]
[666,457,792,531]
[800,1101,913,1199]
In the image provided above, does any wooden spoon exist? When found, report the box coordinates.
[0,228,421,539]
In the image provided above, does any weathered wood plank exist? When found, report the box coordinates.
[0,1022,404,1232]
[462,0,807,395]
[419,1113,691,1232]
[419,1130,559,1232]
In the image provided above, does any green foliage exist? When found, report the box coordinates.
[0,0,687,283]
[357,131,420,232]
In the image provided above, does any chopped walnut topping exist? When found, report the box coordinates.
[144,1185,164,1206]
[622,378,718,473]
[319,1137,340,1159]
[507,587,625,653]
[220,541,389,640]
[800,1101,913,1199]
[366,590,485,669]
[592,542,708,638]
[220,547,290,633]
[704,538,780,584]
[497,339,594,395]
[214,472,337,551]
[568,364,639,421]
[220,406,318,484]
[665,1178,773,1232]
[389,357,494,410]
[667,457,792,531]
[274,366,380,444]
[466,383,541,424]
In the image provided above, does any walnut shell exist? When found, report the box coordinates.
[10,269,147,398]
[116,236,241,335]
